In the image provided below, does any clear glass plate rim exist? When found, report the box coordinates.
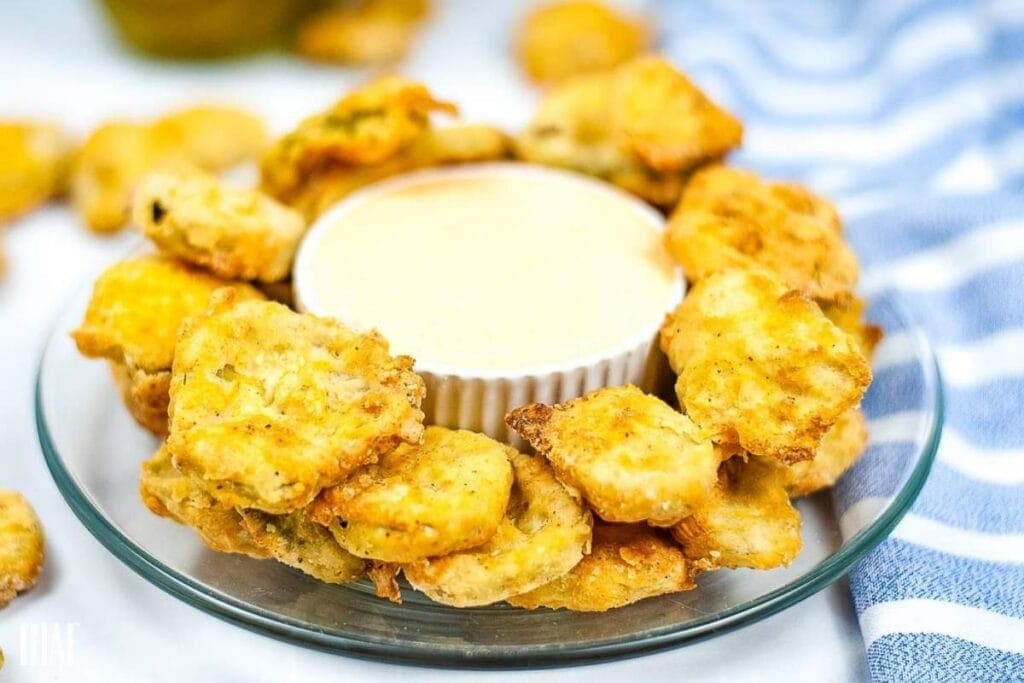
[34,291,944,669]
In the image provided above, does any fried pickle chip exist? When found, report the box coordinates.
[287,124,510,220]
[260,76,456,200]
[310,426,513,562]
[822,295,884,359]
[508,522,698,612]
[514,56,741,208]
[514,68,684,208]
[0,121,73,224]
[237,509,366,584]
[140,446,267,558]
[295,0,429,65]
[612,57,744,173]
[134,166,306,283]
[151,106,266,172]
[672,455,801,570]
[665,166,858,301]
[516,1,648,86]
[167,292,426,514]
[72,106,266,233]
[403,452,592,607]
[71,255,263,436]
[788,408,868,497]
[0,490,44,609]
[70,122,181,233]
[507,385,718,526]
[660,268,871,463]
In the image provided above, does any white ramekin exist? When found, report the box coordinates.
[293,162,685,445]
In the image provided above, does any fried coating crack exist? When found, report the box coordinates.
[507,385,718,526]
[296,0,429,66]
[0,121,73,224]
[140,446,268,558]
[134,166,306,283]
[0,490,44,609]
[167,292,426,514]
[515,56,741,208]
[660,268,871,463]
[310,426,513,562]
[672,455,801,570]
[260,76,456,200]
[403,452,592,607]
[788,408,868,497]
[508,522,698,612]
[665,165,858,301]
[516,1,648,86]
[151,106,266,172]
[286,124,510,220]
[71,255,263,436]
[237,509,366,584]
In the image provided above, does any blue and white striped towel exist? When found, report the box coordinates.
[655,0,1024,679]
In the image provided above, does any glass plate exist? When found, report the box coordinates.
[36,284,942,668]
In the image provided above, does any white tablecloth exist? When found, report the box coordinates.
[0,1,866,679]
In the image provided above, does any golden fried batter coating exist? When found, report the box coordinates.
[295,0,429,65]
[507,385,718,526]
[134,166,306,283]
[672,455,801,570]
[514,69,680,207]
[70,122,181,233]
[260,76,456,200]
[287,124,510,220]
[0,490,44,609]
[151,106,266,172]
[661,268,871,463]
[515,57,741,208]
[822,295,884,359]
[368,562,402,603]
[140,446,268,558]
[71,106,266,233]
[310,426,513,562]
[612,57,743,173]
[109,360,172,436]
[237,509,367,584]
[403,452,592,607]
[71,255,263,436]
[788,408,868,497]
[508,522,698,611]
[516,1,648,86]
[768,180,843,235]
[167,292,426,514]
[0,121,73,224]
[665,166,858,301]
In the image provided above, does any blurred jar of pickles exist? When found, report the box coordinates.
[99,0,325,58]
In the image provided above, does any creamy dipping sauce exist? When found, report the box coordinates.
[298,164,681,374]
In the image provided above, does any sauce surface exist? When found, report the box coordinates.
[304,166,681,372]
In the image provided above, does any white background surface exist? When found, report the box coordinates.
[0,1,866,680]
